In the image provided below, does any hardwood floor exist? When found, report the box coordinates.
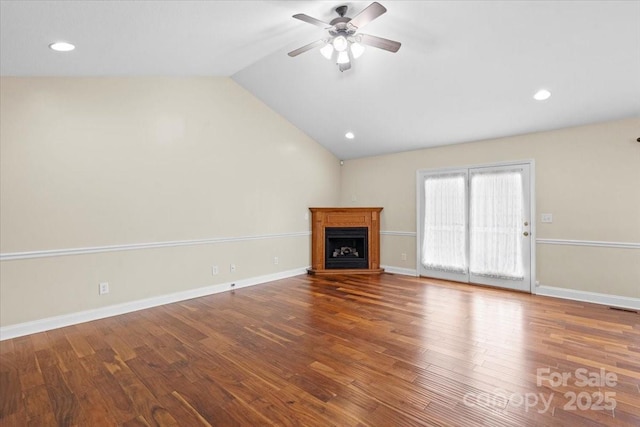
[0,273,639,426]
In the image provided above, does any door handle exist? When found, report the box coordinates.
[523,232,529,236]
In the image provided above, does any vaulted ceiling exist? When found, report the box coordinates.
[2,1,639,159]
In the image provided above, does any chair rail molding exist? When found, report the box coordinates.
[0,231,311,261]
[535,238,640,249]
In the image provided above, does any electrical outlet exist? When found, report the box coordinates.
[273,256,279,265]
[211,265,219,275]
[230,264,236,273]
[401,253,407,261]
[99,282,109,295]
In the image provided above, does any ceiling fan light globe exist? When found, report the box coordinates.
[332,35,348,52]
[350,42,365,58]
[320,43,334,60]
[336,51,350,64]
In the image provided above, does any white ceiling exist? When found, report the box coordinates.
[2,0,639,159]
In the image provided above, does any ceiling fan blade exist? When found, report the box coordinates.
[288,39,325,57]
[358,34,401,53]
[348,2,387,30]
[293,13,331,28]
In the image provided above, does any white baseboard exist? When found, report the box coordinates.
[5,270,635,341]
[0,267,309,341]
[535,285,640,311]
[379,268,638,311]
[382,265,418,276]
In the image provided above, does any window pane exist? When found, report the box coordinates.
[422,175,467,273]
[469,171,524,280]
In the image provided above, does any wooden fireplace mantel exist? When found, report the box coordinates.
[308,207,384,275]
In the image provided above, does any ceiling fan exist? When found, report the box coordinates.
[288,2,401,72]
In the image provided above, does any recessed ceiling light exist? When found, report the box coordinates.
[49,42,75,52]
[533,89,551,101]
[345,132,355,139]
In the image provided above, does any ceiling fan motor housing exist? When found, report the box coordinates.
[330,5,356,34]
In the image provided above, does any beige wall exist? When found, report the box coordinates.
[340,118,640,298]
[1,77,638,329]
[0,77,340,326]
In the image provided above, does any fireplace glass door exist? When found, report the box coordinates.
[325,227,368,269]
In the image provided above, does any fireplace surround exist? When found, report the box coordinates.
[308,207,383,275]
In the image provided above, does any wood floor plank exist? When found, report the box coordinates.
[82,352,138,424]
[36,350,82,426]
[0,368,21,419]
[13,338,44,391]
[22,384,54,425]
[155,392,210,427]
[1,273,638,426]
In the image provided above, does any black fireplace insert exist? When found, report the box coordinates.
[325,227,368,269]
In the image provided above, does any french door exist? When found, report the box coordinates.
[417,162,532,292]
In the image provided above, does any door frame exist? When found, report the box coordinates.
[416,159,536,293]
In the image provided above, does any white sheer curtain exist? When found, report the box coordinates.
[469,171,524,280]
[422,174,467,273]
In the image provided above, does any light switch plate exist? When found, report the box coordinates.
[541,213,553,223]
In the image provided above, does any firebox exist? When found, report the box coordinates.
[325,227,368,269]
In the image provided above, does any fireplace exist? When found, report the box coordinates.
[325,227,368,269]
[308,207,383,275]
